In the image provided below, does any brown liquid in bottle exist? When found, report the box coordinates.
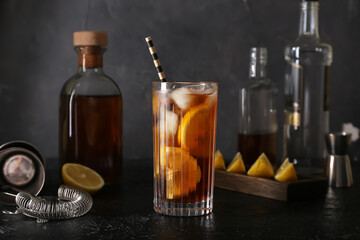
[60,32,122,183]
[59,94,122,183]
[238,132,277,167]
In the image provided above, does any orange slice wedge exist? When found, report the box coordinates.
[177,104,214,158]
[164,147,200,199]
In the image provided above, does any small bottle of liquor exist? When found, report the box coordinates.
[238,47,278,167]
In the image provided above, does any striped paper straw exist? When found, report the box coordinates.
[145,36,167,82]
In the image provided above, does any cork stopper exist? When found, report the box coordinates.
[73,31,108,46]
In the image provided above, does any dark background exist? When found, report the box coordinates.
[0,0,359,161]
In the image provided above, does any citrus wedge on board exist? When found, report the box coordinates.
[247,153,274,178]
[226,152,246,173]
[275,158,298,182]
[214,150,226,170]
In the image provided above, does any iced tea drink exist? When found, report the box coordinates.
[152,82,218,216]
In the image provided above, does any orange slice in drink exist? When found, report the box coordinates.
[164,147,200,199]
[177,104,214,158]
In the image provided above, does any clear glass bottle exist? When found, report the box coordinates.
[238,47,278,167]
[59,31,122,183]
[283,0,332,173]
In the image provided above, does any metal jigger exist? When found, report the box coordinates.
[325,132,353,187]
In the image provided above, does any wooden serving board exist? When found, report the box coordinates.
[214,170,328,201]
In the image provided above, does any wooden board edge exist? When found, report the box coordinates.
[214,170,288,201]
[214,170,328,202]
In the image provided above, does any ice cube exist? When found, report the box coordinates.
[159,110,179,136]
[190,84,206,92]
[170,87,192,109]
[204,90,217,105]
[170,87,205,110]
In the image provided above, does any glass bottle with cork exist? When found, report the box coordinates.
[238,47,278,167]
[283,0,332,174]
[59,31,122,183]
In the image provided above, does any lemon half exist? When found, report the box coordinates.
[62,163,105,194]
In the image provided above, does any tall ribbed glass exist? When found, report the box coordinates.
[152,82,217,216]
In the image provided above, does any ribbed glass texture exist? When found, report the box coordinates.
[152,82,218,216]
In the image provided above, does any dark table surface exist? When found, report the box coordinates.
[1,158,360,240]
